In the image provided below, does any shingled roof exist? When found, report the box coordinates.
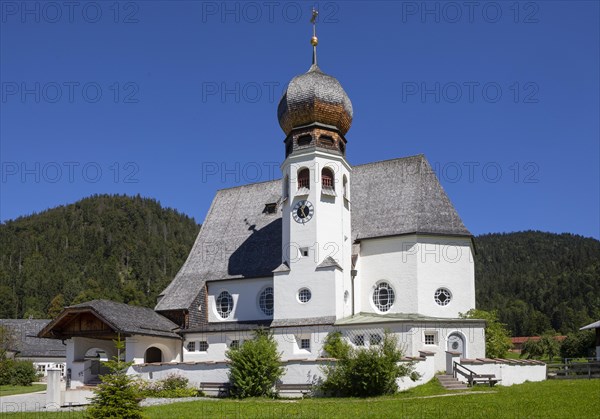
[39,300,180,340]
[0,319,66,358]
[156,154,470,312]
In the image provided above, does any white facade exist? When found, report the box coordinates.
[276,150,352,322]
[355,234,475,318]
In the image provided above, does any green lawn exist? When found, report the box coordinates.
[0,384,46,396]
[4,379,599,418]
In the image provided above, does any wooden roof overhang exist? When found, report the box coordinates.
[38,307,130,341]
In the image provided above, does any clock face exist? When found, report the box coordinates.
[292,200,314,224]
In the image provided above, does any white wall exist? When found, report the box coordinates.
[337,321,485,372]
[415,235,475,318]
[181,322,484,371]
[279,150,352,322]
[207,277,273,323]
[457,361,547,386]
[358,236,418,315]
[129,356,438,397]
[182,326,333,363]
[274,269,340,320]
[125,335,181,364]
[356,234,475,319]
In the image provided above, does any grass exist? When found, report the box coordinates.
[0,384,46,396]
[3,379,599,418]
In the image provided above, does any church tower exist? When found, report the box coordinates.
[273,11,354,321]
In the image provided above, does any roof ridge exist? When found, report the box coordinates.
[353,154,425,168]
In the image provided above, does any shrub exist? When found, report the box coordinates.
[521,332,561,361]
[86,337,142,419]
[0,359,15,385]
[461,309,512,358]
[226,328,284,398]
[11,361,37,386]
[0,359,36,386]
[320,331,418,397]
[560,330,595,360]
[135,374,201,398]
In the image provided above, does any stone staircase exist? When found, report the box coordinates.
[436,374,469,390]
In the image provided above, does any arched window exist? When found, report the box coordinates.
[321,168,334,190]
[298,168,310,189]
[343,175,348,198]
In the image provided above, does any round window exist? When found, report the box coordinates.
[434,288,452,306]
[216,291,233,318]
[259,287,274,315]
[298,288,312,303]
[373,282,395,312]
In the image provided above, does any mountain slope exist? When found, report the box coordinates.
[1,196,598,336]
[0,194,200,317]
[474,231,600,335]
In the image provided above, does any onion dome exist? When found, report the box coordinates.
[277,9,353,136]
[277,64,353,136]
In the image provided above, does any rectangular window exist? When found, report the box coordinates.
[230,340,240,349]
[186,341,195,352]
[424,333,436,345]
[300,338,311,351]
[198,341,209,352]
[354,335,365,346]
[370,334,382,345]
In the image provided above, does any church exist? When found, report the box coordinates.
[40,20,496,392]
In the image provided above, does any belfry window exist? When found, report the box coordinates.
[321,168,334,190]
[298,168,310,189]
[297,135,312,147]
[319,135,335,147]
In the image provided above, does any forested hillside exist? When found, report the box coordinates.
[0,195,200,318]
[1,196,598,336]
[475,231,600,336]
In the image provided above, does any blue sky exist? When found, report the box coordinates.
[1,1,599,239]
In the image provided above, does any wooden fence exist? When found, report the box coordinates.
[547,361,600,379]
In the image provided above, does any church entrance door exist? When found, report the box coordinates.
[447,333,465,358]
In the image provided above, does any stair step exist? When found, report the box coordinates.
[435,374,469,390]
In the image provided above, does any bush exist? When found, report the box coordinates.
[0,359,15,385]
[226,328,284,398]
[0,359,36,386]
[320,331,418,397]
[135,374,201,398]
[11,361,38,386]
[560,330,596,360]
[521,332,560,361]
[461,309,512,358]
